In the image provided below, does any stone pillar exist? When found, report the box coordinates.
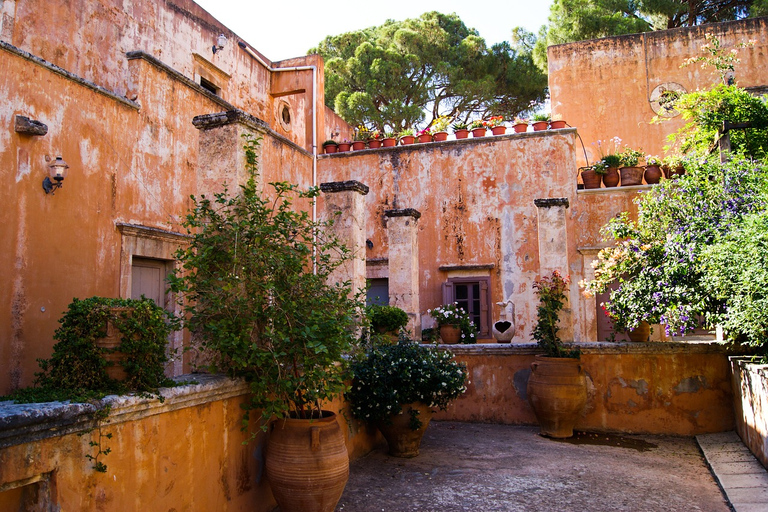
[385,208,421,340]
[534,198,573,340]
[192,109,270,197]
[319,181,369,298]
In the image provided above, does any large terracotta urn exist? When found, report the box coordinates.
[266,411,349,512]
[527,355,587,438]
[377,402,433,457]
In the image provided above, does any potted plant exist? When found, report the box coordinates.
[662,154,686,178]
[347,340,468,457]
[428,303,478,344]
[368,130,384,149]
[382,131,397,147]
[353,126,372,150]
[367,304,409,342]
[171,135,362,512]
[337,139,352,152]
[399,128,416,145]
[549,114,567,129]
[644,155,663,184]
[322,140,338,154]
[452,120,469,139]
[486,115,506,135]
[595,137,622,187]
[469,119,486,137]
[527,271,587,439]
[531,113,550,131]
[619,146,645,186]
[416,127,433,143]
[430,116,451,141]
[580,163,603,189]
[512,116,529,133]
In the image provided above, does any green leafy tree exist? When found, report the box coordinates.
[310,12,547,131]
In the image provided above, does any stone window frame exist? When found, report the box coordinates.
[442,276,492,338]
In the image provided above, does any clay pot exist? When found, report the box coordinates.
[513,123,528,133]
[532,121,548,131]
[549,120,567,129]
[439,324,461,344]
[620,166,645,186]
[377,402,433,458]
[602,167,620,187]
[266,411,349,512]
[471,127,487,138]
[644,165,662,184]
[433,131,449,142]
[491,126,506,135]
[323,144,337,154]
[382,137,397,147]
[336,142,351,152]
[628,321,651,342]
[454,129,469,139]
[368,139,382,149]
[399,135,415,145]
[351,141,366,150]
[527,355,587,438]
[417,133,433,143]
[664,164,685,178]
[581,167,602,189]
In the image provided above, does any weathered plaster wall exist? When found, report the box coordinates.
[1,38,313,394]
[549,17,768,165]
[438,343,735,435]
[318,132,647,342]
[0,376,381,511]
[731,357,768,468]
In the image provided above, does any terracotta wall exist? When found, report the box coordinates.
[438,343,735,436]
[317,132,650,343]
[0,376,380,511]
[548,17,768,165]
[731,357,768,468]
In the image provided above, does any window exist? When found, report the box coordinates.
[199,76,220,95]
[442,277,491,337]
[366,278,389,306]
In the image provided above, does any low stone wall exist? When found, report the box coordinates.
[730,356,768,469]
[0,375,380,511]
[436,342,735,436]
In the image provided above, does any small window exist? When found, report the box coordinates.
[199,76,220,95]
[366,278,389,306]
[442,277,491,337]
[281,105,291,125]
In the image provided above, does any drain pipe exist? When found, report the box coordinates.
[238,41,318,228]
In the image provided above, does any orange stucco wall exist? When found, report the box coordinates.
[438,343,735,436]
[549,17,768,165]
[0,376,381,510]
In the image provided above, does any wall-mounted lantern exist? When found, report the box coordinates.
[212,34,227,54]
[43,156,69,194]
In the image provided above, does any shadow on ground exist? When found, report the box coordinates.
[336,422,729,512]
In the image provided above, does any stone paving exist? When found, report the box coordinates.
[335,422,739,512]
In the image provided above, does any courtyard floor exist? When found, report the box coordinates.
[334,421,735,512]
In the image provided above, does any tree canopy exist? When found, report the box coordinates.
[309,12,547,132]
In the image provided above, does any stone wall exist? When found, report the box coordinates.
[731,357,768,468]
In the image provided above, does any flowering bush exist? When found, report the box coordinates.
[484,115,505,128]
[619,146,645,167]
[468,119,485,130]
[347,340,468,429]
[430,116,451,133]
[428,303,478,343]
[533,271,578,358]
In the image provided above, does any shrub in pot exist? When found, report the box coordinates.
[170,135,363,512]
[428,303,477,344]
[527,271,587,439]
[347,339,468,457]
[367,304,409,340]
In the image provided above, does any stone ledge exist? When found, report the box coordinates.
[320,181,370,195]
[0,374,249,449]
[577,184,654,194]
[436,341,739,356]
[385,208,421,219]
[534,197,569,208]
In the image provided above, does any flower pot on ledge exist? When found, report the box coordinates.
[471,127,487,138]
[382,137,397,147]
[581,167,602,189]
[433,131,449,142]
[491,126,506,135]
[532,121,548,131]
[352,141,366,151]
[400,135,415,145]
[620,166,644,186]
[368,139,382,149]
[417,133,433,143]
[603,167,620,187]
[549,120,567,129]
[439,324,461,344]
[512,123,528,133]
[454,129,469,139]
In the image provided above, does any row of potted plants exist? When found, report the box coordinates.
[581,140,686,189]
[322,114,569,154]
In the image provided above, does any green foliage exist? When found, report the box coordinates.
[28,296,174,398]
[170,135,363,428]
[533,271,579,358]
[428,303,478,343]
[367,305,409,334]
[347,340,468,429]
[619,146,645,166]
[310,12,547,132]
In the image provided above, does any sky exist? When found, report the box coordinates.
[193,0,554,62]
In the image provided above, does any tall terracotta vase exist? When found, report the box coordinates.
[628,321,650,342]
[602,167,620,187]
[439,324,461,344]
[620,166,645,186]
[377,402,433,457]
[266,412,349,512]
[527,355,587,438]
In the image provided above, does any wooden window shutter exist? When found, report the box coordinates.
[442,281,455,305]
